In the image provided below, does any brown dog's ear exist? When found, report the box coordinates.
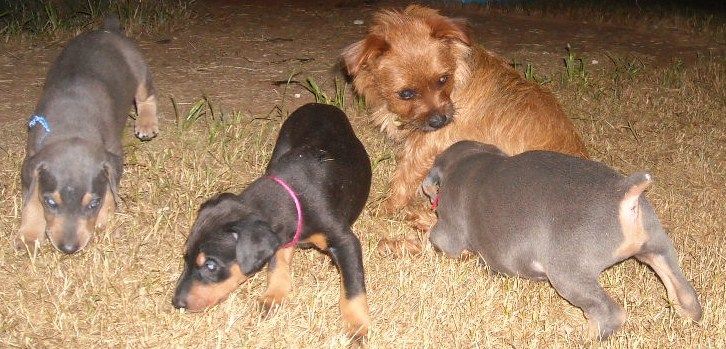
[428,16,470,45]
[342,34,390,76]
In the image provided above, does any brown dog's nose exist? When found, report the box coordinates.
[428,114,448,129]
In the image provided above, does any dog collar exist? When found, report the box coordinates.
[431,195,440,210]
[28,115,52,145]
[28,115,51,133]
[268,175,303,248]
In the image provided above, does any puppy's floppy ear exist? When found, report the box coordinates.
[342,34,390,76]
[421,165,442,203]
[234,220,281,276]
[17,160,48,249]
[426,16,470,46]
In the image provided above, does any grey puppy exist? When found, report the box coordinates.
[422,140,702,339]
[16,18,158,254]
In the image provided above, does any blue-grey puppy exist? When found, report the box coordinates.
[16,18,157,254]
[422,140,702,339]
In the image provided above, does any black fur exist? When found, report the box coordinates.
[173,103,372,310]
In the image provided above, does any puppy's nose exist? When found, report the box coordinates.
[58,241,80,254]
[428,114,448,129]
[172,294,187,309]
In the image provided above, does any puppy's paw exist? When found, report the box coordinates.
[376,237,423,257]
[587,307,626,340]
[13,233,42,252]
[258,291,287,312]
[341,295,370,340]
[134,120,159,141]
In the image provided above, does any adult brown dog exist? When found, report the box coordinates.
[343,5,588,228]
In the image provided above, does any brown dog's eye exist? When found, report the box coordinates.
[437,74,449,86]
[398,89,416,100]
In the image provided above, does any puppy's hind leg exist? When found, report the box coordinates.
[548,271,626,340]
[259,246,295,310]
[636,247,702,321]
[328,229,370,339]
[134,70,159,141]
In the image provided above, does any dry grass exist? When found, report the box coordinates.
[1,7,725,349]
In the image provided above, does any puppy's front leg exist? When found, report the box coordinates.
[328,231,369,339]
[259,246,295,309]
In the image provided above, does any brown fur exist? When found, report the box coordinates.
[259,247,295,309]
[343,5,588,226]
[185,262,247,312]
[340,293,370,339]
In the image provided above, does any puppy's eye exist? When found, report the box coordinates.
[398,89,416,100]
[43,196,58,209]
[203,259,219,273]
[87,197,102,211]
[437,74,449,86]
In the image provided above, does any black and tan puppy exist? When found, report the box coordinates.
[172,103,372,338]
[16,18,158,254]
[423,141,702,339]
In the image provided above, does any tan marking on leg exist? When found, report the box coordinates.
[134,92,158,140]
[614,202,648,259]
[185,264,247,312]
[303,233,328,250]
[640,254,702,320]
[15,179,46,250]
[340,293,370,339]
[95,188,116,228]
[259,247,294,309]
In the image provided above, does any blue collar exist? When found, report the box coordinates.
[28,115,51,133]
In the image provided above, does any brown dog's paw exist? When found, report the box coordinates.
[405,209,436,232]
[376,237,423,257]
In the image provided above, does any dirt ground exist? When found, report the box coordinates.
[0,1,724,347]
[0,0,720,125]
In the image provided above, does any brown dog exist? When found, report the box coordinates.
[343,5,588,228]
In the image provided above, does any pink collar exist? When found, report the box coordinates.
[268,176,303,248]
[431,195,440,210]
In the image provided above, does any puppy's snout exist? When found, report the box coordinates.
[427,114,449,129]
[172,293,187,309]
[58,241,80,254]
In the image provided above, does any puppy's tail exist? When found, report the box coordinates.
[102,16,122,33]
